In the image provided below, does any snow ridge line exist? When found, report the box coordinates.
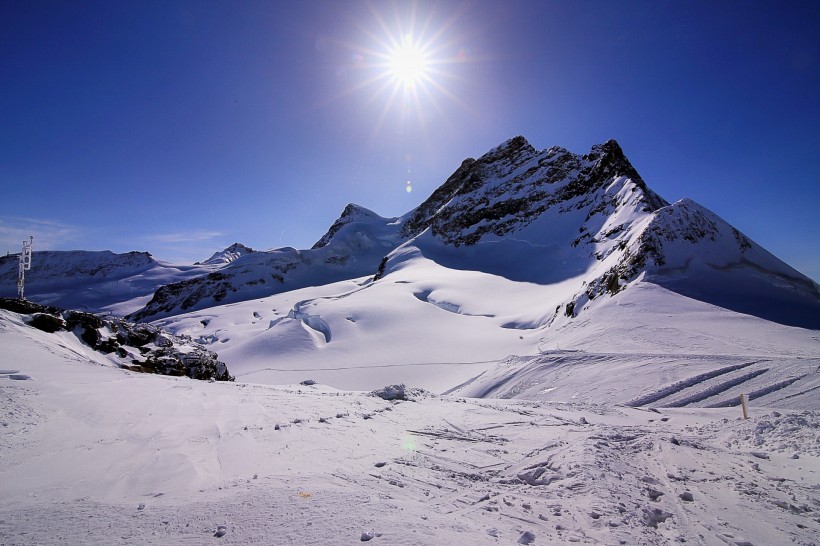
[626,361,762,407]
[666,368,769,407]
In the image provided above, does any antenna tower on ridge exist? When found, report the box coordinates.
[17,236,33,300]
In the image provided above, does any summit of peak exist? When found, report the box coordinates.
[339,203,380,219]
[224,242,253,252]
[201,243,254,265]
[311,203,390,249]
[585,139,626,160]
[480,136,536,163]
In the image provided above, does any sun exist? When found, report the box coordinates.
[327,1,477,186]
[336,3,473,127]
[387,35,429,87]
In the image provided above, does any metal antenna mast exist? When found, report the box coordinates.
[17,236,33,300]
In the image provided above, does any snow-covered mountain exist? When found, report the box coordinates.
[128,136,819,330]
[127,137,817,407]
[377,137,818,329]
[0,250,156,289]
[127,204,406,321]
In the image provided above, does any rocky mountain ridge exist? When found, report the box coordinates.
[400,137,667,245]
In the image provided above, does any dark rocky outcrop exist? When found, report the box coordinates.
[0,298,234,381]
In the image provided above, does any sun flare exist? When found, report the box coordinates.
[387,35,429,87]
[333,2,476,164]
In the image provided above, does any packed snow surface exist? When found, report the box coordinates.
[1,312,818,545]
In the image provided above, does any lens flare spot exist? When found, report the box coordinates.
[402,437,417,450]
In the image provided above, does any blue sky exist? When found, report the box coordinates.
[1,0,818,281]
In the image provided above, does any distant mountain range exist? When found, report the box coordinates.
[2,136,818,405]
[4,135,814,328]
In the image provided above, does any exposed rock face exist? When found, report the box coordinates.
[0,298,234,381]
[403,136,667,247]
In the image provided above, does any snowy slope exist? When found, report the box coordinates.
[447,281,820,409]
[154,261,819,408]
[1,313,818,545]
[144,136,819,405]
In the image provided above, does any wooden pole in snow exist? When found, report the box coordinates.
[740,393,749,419]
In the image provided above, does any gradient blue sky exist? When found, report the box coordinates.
[2,0,818,281]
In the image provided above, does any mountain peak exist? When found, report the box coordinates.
[400,136,668,247]
[480,135,536,164]
[201,243,254,265]
[584,138,631,172]
[312,203,386,249]
[592,138,623,153]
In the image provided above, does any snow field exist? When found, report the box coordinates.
[153,264,819,408]
[1,315,818,545]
